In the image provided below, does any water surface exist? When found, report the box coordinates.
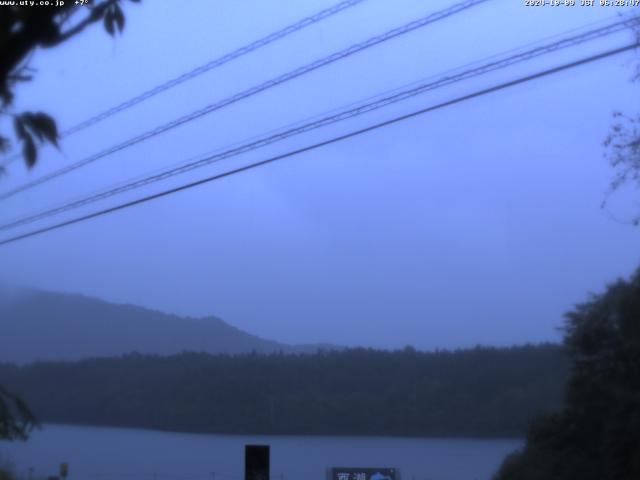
[0,424,522,480]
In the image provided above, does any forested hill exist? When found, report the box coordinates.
[0,289,333,363]
[0,345,568,438]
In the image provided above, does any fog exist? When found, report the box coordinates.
[0,0,638,350]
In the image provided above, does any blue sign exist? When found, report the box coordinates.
[332,467,397,480]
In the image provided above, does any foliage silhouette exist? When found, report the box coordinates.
[0,344,567,437]
[602,28,640,224]
[0,385,37,441]
[0,0,139,172]
[494,268,640,480]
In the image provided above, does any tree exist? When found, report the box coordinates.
[493,268,640,480]
[604,111,640,225]
[602,29,640,224]
[0,345,567,437]
[0,0,140,440]
[0,0,140,172]
[487,37,640,478]
[0,386,37,440]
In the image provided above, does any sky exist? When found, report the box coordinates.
[0,0,639,350]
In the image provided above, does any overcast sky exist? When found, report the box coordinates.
[0,0,639,350]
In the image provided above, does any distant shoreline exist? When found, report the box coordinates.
[37,422,526,442]
[1,346,565,440]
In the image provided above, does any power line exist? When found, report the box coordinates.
[1,16,636,233]
[0,0,490,201]
[0,0,369,168]
[0,42,636,247]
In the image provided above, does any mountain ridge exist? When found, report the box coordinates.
[0,288,338,363]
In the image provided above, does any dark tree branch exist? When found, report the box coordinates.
[0,0,138,169]
[45,1,113,46]
[0,385,38,441]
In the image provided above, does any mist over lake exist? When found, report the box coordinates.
[0,425,522,480]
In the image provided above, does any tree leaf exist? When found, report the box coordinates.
[13,116,27,140]
[23,133,36,168]
[104,10,115,36]
[113,4,125,33]
[23,112,59,148]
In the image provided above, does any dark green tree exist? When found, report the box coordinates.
[0,345,568,437]
[494,268,640,480]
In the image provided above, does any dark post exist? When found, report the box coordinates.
[245,445,270,480]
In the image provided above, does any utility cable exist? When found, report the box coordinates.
[0,42,636,247]
[0,0,369,167]
[0,0,490,200]
[0,17,635,233]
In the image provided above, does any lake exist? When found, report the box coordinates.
[0,424,522,480]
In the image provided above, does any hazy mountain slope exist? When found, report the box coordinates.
[0,289,325,363]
